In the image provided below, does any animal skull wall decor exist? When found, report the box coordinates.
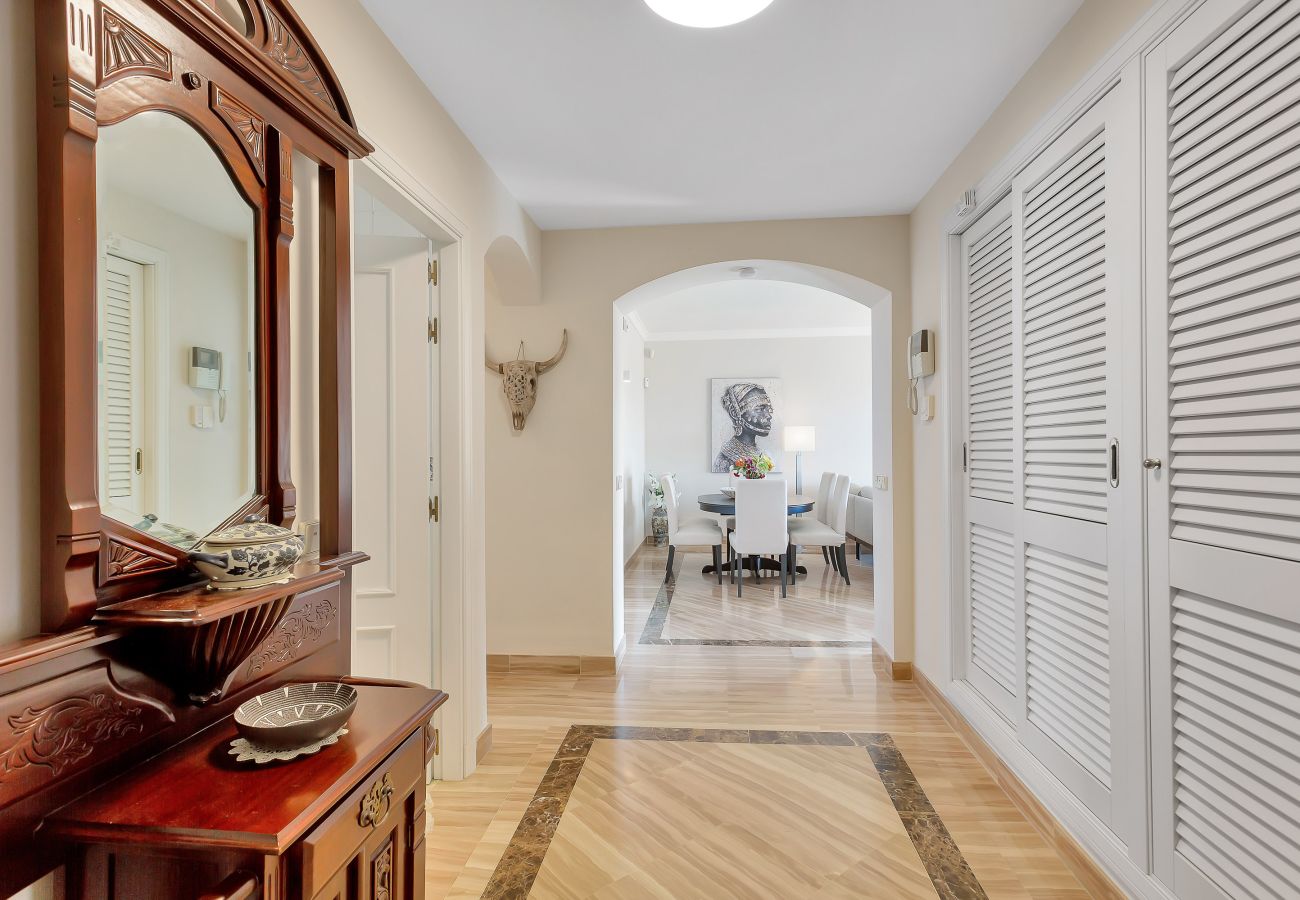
[486,330,568,431]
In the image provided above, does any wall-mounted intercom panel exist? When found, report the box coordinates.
[189,346,222,390]
[908,329,937,420]
[909,329,935,379]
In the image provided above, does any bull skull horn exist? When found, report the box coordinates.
[536,330,568,375]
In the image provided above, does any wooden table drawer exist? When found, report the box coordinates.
[298,729,424,896]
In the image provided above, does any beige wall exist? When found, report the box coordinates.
[907,0,1155,676]
[487,217,913,659]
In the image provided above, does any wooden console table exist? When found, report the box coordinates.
[47,681,447,899]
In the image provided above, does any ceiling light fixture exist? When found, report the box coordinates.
[644,0,775,28]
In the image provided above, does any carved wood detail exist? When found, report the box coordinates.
[211,84,267,182]
[100,6,174,86]
[373,836,394,900]
[259,1,337,110]
[0,662,173,808]
[99,535,175,586]
[169,594,294,704]
[245,591,338,675]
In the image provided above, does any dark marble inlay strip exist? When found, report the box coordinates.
[481,725,988,900]
[853,732,990,900]
[638,571,872,648]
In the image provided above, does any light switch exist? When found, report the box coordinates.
[191,405,214,429]
[873,475,889,491]
[615,474,624,491]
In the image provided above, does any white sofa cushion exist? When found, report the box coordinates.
[846,484,874,545]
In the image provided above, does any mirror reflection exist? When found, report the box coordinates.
[96,111,258,548]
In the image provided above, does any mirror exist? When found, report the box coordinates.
[210,0,252,35]
[95,111,258,549]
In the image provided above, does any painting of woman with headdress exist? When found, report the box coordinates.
[710,378,783,473]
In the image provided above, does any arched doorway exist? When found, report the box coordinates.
[611,260,898,656]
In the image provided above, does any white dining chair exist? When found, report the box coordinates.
[730,477,791,598]
[790,471,835,565]
[662,473,724,584]
[789,474,852,585]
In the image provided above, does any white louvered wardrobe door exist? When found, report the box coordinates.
[98,253,146,514]
[1009,73,1143,831]
[1146,1,1300,897]
[960,196,1018,718]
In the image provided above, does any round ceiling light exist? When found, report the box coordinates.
[644,0,776,28]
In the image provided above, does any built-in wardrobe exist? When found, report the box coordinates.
[954,0,1300,897]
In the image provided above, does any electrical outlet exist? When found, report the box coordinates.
[873,475,889,491]
[297,520,321,557]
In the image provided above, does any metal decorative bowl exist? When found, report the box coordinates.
[234,682,358,750]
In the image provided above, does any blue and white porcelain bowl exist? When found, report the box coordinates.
[188,518,305,591]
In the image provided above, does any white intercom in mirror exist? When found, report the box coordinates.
[189,346,227,425]
[189,346,221,389]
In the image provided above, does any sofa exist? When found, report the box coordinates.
[845,483,874,559]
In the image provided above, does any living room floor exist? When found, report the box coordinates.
[426,547,1089,899]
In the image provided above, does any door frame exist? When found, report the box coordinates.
[353,142,477,780]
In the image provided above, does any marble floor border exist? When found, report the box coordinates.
[637,575,873,647]
[481,725,989,900]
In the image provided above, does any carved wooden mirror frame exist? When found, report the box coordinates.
[38,0,371,632]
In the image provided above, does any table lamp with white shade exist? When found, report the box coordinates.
[783,426,816,496]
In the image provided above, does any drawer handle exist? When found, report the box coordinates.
[358,772,394,828]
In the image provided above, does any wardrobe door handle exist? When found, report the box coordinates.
[1109,439,1120,488]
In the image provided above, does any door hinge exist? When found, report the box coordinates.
[433,726,441,756]
[429,496,440,522]
[135,448,143,475]
[428,316,439,344]
[962,441,968,473]
[428,259,439,285]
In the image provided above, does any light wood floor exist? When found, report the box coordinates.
[426,547,1090,899]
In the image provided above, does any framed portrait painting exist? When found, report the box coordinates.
[710,378,783,474]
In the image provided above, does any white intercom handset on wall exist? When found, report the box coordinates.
[189,346,227,424]
[907,329,935,418]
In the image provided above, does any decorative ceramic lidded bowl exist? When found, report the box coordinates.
[188,516,305,590]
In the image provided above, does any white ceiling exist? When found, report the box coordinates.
[361,0,1082,229]
[630,279,870,341]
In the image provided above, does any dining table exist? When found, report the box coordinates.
[696,492,815,577]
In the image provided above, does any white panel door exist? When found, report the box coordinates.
[1146,0,1300,896]
[960,196,1019,718]
[1008,72,1143,832]
[353,236,439,686]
